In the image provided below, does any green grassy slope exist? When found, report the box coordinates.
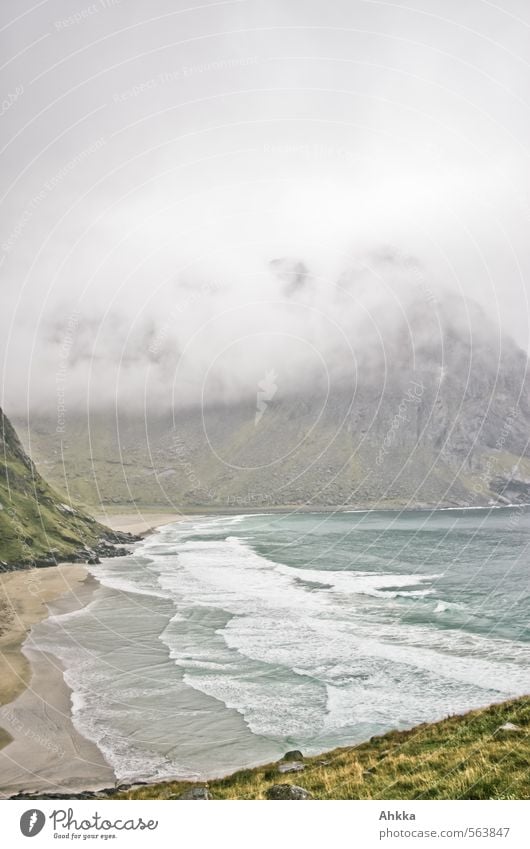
[121,696,530,800]
[0,407,119,567]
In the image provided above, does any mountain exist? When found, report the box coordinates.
[0,407,134,569]
[12,286,530,512]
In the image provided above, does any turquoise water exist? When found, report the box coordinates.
[31,508,530,781]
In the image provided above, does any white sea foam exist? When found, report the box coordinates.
[89,555,171,599]
[151,533,530,739]
[434,600,467,613]
[30,512,530,779]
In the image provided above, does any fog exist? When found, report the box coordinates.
[1,0,529,414]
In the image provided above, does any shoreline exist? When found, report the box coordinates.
[96,502,530,519]
[0,564,90,715]
[0,512,186,797]
[0,566,117,797]
[0,513,186,706]
[6,694,530,800]
[1,509,528,797]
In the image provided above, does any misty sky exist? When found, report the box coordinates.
[1,0,530,413]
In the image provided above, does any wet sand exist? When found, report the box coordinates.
[0,566,117,796]
[0,564,89,711]
[0,513,181,796]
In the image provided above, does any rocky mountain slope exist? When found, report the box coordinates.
[13,287,530,512]
[0,407,134,569]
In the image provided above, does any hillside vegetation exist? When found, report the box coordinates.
[0,407,127,568]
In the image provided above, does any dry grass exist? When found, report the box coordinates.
[119,696,530,800]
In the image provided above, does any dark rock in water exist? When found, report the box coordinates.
[102,530,141,545]
[278,761,305,774]
[265,784,313,800]
[283,750,304,761]
[87,556,101,565]
[93,541,132,559]
[176,786,211,800]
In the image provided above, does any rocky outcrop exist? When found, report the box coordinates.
[265,784,313,800]
[283,750,304,761]
[174,786,211,800]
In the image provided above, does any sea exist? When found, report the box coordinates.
[30,508,530,782]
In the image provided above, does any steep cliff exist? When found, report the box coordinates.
[0,407,134,569]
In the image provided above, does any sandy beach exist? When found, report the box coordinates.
[0,565,117,796]
[0,512,183,797]
[94,511,186,536]
[0,564,89,713]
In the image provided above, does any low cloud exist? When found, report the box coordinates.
[1,0,529,415]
